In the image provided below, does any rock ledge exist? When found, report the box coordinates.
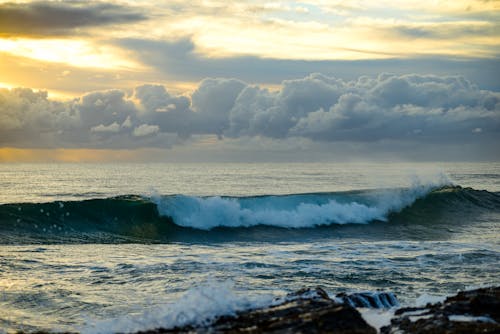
[139,286,500,334]
[381,286,500,334]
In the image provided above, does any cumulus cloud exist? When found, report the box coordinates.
[191,78,246,136]
[0,88,78,148]
[0,1,146,37]
[224,73,499,144]
[90,122,120,133]
[133,124,159,137]
[122,116,133,128]
[286,74,500,143]
[0,74,498,159]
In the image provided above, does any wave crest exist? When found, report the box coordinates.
[1,182,499,244]
[153,181,445,230]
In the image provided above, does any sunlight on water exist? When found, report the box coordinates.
[0,162,499,332]
[0,162,499,204]
[0,241,498,332]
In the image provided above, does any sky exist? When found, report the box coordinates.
[0,0,499,162]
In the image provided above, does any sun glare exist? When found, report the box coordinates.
[0,81,14,89]
[0,38,141,70]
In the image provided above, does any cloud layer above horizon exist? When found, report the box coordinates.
[1,73,499,160]
[0,1,499,161]
[0,1,146,37]
[1,0,499,95]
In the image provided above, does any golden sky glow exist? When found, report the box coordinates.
[0,147,173,162]
[0,39,141,69]
[0,0,498,162]
[0,0,498,96]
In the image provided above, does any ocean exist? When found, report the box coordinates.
[1,162,499,333]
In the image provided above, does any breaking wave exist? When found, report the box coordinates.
[1,184,499,244]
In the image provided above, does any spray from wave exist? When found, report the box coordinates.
[82,280,273,334]
[152,176,450,229]
[1,175,499,243]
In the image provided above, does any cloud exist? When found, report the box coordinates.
[190,78,246,136]
[122,116,133,128]
[236,73,500,143]
[108,0,499,62]
[133,124,159,137]
[0,73,498,160]
[392,23,499,40]
[116,37,500,91]
[0,88,78,148]
[134,84,194,137]
[0,87,173,149]
[91,122,120,133]
[0,1,146,37]
[0,52,143,96]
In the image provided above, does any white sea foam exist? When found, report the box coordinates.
[415,294,446,307]
[359,308,395,332]
[153,176,451,230]
[409,314,434,322]
[81,280,273,334]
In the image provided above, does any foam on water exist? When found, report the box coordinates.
[153,176,450,230]
[83,281,401,334]
[359,308,396,332]
[1,164,499,333]
[82,280,274,334]
[2,181,499,244]
[415,294,446,307]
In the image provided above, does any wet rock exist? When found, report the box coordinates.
[381,286,500,334]
[136,286,500,334]
[139,287,376,333]
[336,291,399,309]
[287,286,331,300]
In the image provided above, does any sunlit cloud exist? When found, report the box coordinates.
[0,0,498,163]
[0,1,146,37]
[0,39,142,69]
[0,0,498,94]
[304,0,500,16]
[1,73,498,151]
[0,81,15,89]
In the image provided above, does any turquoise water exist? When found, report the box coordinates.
[0,162,499,332]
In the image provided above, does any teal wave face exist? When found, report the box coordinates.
[0,186,499,244]
[390,186,500,221]
[0,196,176,243]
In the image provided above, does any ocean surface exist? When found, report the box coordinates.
[1,162,499,333]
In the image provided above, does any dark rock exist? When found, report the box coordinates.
[138,287,376,334]
[443,287,500,321]
[381,286,500,334]
[136,286,500,334]
[286,286,331,301]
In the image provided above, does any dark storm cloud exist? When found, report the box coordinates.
[0,74,499,159]
[116,37,500,91]
[0,1,146,37]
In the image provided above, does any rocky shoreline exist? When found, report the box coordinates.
[136,286,500,334]
[381,286,500,334]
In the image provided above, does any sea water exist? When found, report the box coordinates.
[0,162,499,332]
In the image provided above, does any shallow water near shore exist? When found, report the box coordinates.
[1,162,499,333]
